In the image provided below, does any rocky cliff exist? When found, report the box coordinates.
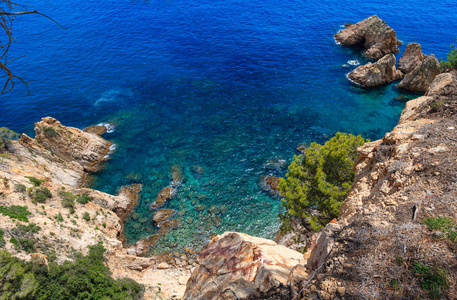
[0,117,193,299]
[183,72,457,299]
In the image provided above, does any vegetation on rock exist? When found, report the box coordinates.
[279,132,367,230]
[413,262,448,299]
[0,204,31,222]
[0,243,144,299]
[0,127,19,150]
[439,44,457,71]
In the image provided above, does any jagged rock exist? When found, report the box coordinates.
[149,186,174,210]
[398,43,425,73]
[426,70,457,96]
[153,209,175,225]
[83,125,107,136]
[398,54,441,92]
[21,117,112,173]
[348,54,403,87]
[183,232,306,300]
[334,15,400,59]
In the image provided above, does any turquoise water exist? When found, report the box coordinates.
[1,0,456,253]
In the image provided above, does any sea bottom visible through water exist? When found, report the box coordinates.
[90,75,415,255]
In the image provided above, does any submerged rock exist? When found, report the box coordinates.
[149,186,175,210]
[183,232,307,300]
[348,54,403,87]
[83,125,107,136]
[334,15,400,59]
[398,54,441,92]
[398,42,425,74]
[153,209,175,225]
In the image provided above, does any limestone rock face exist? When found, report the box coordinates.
[348,54,403,87]
[334,15,400,59]
[83,125,107,136]
[398,43,425,73]
[398,54,441,92]
[183,232,307,300]
[21,117,112,173]
[426,70,457,96]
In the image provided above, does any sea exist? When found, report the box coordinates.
[1,0,456,253]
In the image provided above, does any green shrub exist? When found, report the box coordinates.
[10,223,40,253]
[55,213,63,222]
[43,126,59,138]
[0,250,38,298]
[422,216,457,242]
[28,187,52,203]
[413,262,448,299]
[440,43,457,71]
[82,212,90,222]
[14,183,26,193]
[76,194,92,204]
[58,191,76,210]
[279,133,367,230]
[0,229,5,248]
[0,127,19,150]
[0,204,31,221]
[25,176,45,187]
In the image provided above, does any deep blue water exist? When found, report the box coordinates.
[2,0,456,252]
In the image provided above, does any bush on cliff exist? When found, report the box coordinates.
[440,43,457,71]
[279,132,367,231]
[0,126,19,151]
[0,243,144,299]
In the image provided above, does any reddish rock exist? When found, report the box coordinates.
[149,186,174,210]
[183,232,306,300]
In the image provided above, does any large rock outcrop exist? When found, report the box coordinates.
[398,54,441,92]
[348,54,403,87]
[334,15,400,59]
[397,43,425,73]
[20,117,112,173]
[300,72,457,299]
[183,232,307,300]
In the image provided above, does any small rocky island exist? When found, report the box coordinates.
[1,16,457,299]
[338,15,442,92]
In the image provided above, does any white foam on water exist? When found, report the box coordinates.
[97,122,115,133]
[94,88,134,106]
[348,60,360,66]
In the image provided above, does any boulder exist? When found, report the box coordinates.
[426,70,457,97]
[398,54,441,92]
[397,43,424,74]
[153,209,175,225]
[348,54,403,87]
[183,232,306,300]
[149,186,175,210]
[334,15,400,59]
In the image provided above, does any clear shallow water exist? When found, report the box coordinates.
[1,0,456,252]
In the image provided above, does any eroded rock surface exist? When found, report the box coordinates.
[398,54,441,92]
[183,232,307,300]
[20,117,111,173]
[334,15,400,59]
[348,54,403,87]
[398,42,425,73]
[301,72,457,299]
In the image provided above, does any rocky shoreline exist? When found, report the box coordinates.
[1,16,456,299]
